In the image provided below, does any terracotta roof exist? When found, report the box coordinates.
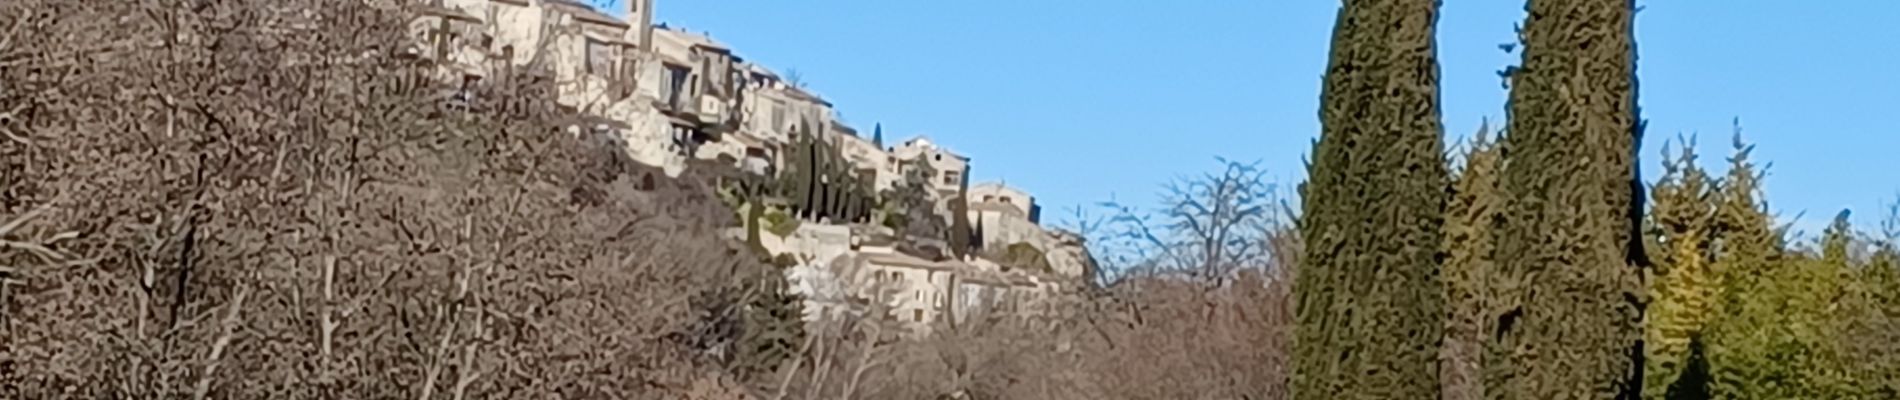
[971,202,1026,215]
[781,86,832,108]
[860,252,958,272]
[547,0,629,28]
[745,64,780,79]
[959,275,1009,286]
[653,26,732,52]
[418,4,482,22]
[1008,274,1039,287]
[583,31,638,47]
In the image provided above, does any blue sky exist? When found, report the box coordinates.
[624,0,1900,238]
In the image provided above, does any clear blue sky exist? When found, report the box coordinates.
[622,0,1900,237]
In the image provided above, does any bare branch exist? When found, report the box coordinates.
[192,285,250,400]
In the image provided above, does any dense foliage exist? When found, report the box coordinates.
[7,0,1900,399]
[1643,138,1718,400]
[1485,0,1646,398]
[1444,125,1501,400]
[1294,0,1447,398]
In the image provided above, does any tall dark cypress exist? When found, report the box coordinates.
[949,166,974,258]
[1293,0,1447,398]
[872,123,885,148]
[1486,0,1645,398]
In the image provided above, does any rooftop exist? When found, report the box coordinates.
[653,24,732,52]
[895,136,969,161]
[546,0,629,28]
[970,202,1027,215]
[418,4,482,22]
[860,252,959,272]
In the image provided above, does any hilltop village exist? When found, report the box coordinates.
[410,0,1095,334]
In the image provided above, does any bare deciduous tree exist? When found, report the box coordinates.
[1,1,767,398]
[1081,158,1292,286]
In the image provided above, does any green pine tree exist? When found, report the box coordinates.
[1644,137,1718,400]
[1485,0,1646,398]
[1846,227,1900,397]
[1444,122,1501,400]
[1704,132,1856,400]
[1293,0,1447,398]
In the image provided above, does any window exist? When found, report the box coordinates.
[620,52,639,87]
[585,39,614,77]
[430,20,461,59]
[771,100,787,130]
[913,309,924,322]
[705,54,734,98]
[699,55,714,97]
[943,170,960,186]
[982,195,994,202]
[455,74,481,107]
[662,64,690,109]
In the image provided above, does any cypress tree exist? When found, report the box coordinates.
[872,123,884,148]
[1643,137,1717,400]
[972,214,987,252]
[778,121,817,218]
[1294,0,1447,398]
[949,166,974,258]
[1486,0,1645,398]
[1444,122,1500,400]
[821,141,844,221]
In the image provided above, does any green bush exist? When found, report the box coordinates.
[765,208,800,237]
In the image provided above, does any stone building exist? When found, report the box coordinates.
[408,0,1088,334]
[967,182,1094,279]
[890,136,969,197]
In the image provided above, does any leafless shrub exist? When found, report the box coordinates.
[766,255,913,400]
[822,160,1304,400]
[1082,158,1292,286]
[1,0,764,398]
[837,250,1296,400]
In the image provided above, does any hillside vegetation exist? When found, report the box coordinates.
[4,1,1897,399]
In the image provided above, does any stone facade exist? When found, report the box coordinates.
[412,0,1087,332]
